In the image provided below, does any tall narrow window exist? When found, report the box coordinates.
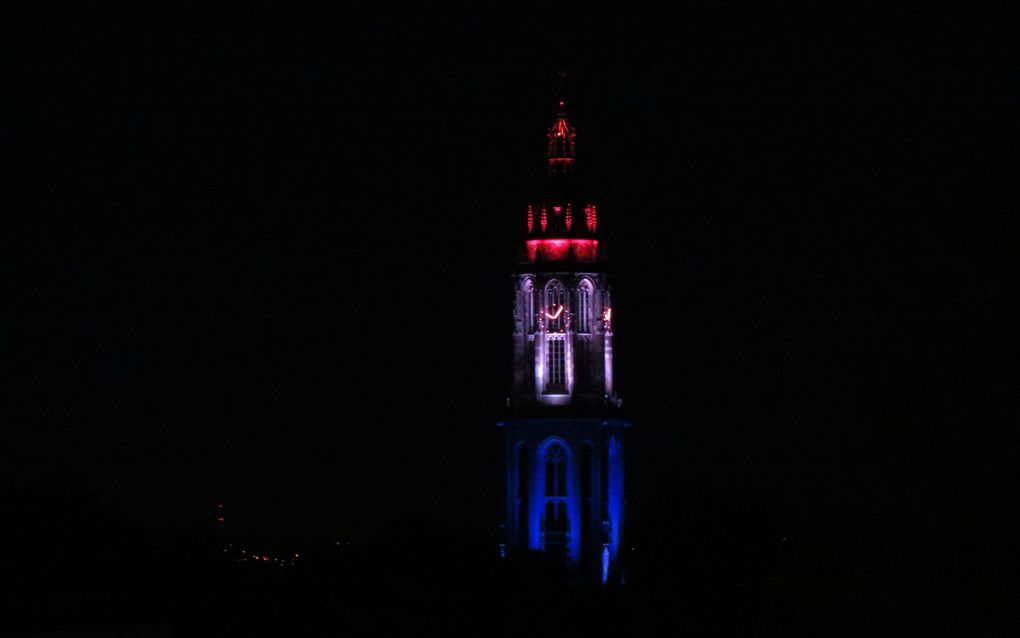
[542,442,569,561]
[545,280,567,394]
[545,280,565,333]
[544,443,567,496]
[521,279,534,333]
[546,337,565,391]
[577,280,593,333]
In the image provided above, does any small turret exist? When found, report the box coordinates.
[547,102,577,176]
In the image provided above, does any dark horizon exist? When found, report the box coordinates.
[4,5,1015,632]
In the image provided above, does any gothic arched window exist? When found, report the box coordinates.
[542,442,570,559]
[521,278,534,333]
[544,443,568,497]
[577,279,593,333]
[544,280,567,393]
[544,280,566,333]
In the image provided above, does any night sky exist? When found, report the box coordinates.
[5,4,1015,597]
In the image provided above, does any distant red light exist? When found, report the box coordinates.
[217,517,225,523]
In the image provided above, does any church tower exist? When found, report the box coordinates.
[500,103,629,583]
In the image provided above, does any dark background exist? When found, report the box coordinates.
[4,4,1016,634]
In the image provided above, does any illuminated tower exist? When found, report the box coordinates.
[499,103,629,583]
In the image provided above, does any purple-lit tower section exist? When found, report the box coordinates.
[499,105,629,582]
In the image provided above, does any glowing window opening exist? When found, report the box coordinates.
[546,336,566,391]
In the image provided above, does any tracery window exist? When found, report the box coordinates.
[545,280,566,332]
[544,443,568,497]
[521,278,534,333]
[542,442,569,559]
[577,280,593,333]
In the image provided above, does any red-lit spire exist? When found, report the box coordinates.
[547,101,576,174]
[523,102,600,262]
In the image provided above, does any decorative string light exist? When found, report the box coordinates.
[544,305,565,320]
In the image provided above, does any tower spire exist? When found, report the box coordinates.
[525,100,598,259]
[547,102,576,174]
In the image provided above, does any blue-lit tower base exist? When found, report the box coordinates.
[499,417,628,581]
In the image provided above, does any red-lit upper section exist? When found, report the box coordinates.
[524,103,601,263]
[547,102,576,173]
